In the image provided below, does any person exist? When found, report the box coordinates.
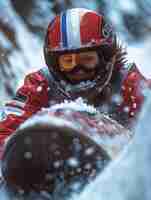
[0,8,149,154]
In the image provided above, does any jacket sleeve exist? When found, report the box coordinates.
[0,70,49,148]
[120,63,150,127]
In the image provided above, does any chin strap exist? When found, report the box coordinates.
[95,54,116,94]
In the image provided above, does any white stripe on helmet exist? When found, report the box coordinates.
[66,8,82,49]
[66,8,98,49]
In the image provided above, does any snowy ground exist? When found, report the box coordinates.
[71,90,151,200]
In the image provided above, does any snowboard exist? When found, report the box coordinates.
[0,100,132,199]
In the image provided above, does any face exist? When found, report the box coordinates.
[58,51,99,83]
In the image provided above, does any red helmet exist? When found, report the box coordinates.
[44,8,114,57]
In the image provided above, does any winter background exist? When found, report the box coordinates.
[0,0,151,199]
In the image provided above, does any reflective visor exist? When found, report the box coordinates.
[58,52,99,72]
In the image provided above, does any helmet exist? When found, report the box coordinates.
[44,8,114,53]
[44,8,120,101]
[44,8,115,58]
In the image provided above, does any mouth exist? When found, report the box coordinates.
[64,69,96,83]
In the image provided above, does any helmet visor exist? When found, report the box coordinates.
[58,51,99,72]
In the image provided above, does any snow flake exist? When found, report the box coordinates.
[36,86,43,92]
[85,147,95,156]
[132,103,137,109]
[123,106,130,113]
[67,157,79,167]
[53,161,62,168]
[130,112,135,116]
[98,121,104,126]
[24,152,32,159]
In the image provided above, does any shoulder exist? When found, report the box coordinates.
[121,62,146,87]
[120,63,147,118]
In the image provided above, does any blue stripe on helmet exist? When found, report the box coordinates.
[61,12,68,48]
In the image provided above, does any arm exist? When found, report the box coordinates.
[120,63,150,128]
[0,70,49,147]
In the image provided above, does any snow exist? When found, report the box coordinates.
[67,157,79,168]
[111,94,123,105]
[13,98,131,162]
[24,152,33,160]
[0,0,44,101]
[127,37,151,79]
[71,90,151,200]
[53,161,62,169]
[117,0,137,13]
[50,98,98,114]
[123,106,130,113]
[19,113,78,131]
[84,147,95,156]
[36,86,43,92]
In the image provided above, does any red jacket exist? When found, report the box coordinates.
[0,63,149,154]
